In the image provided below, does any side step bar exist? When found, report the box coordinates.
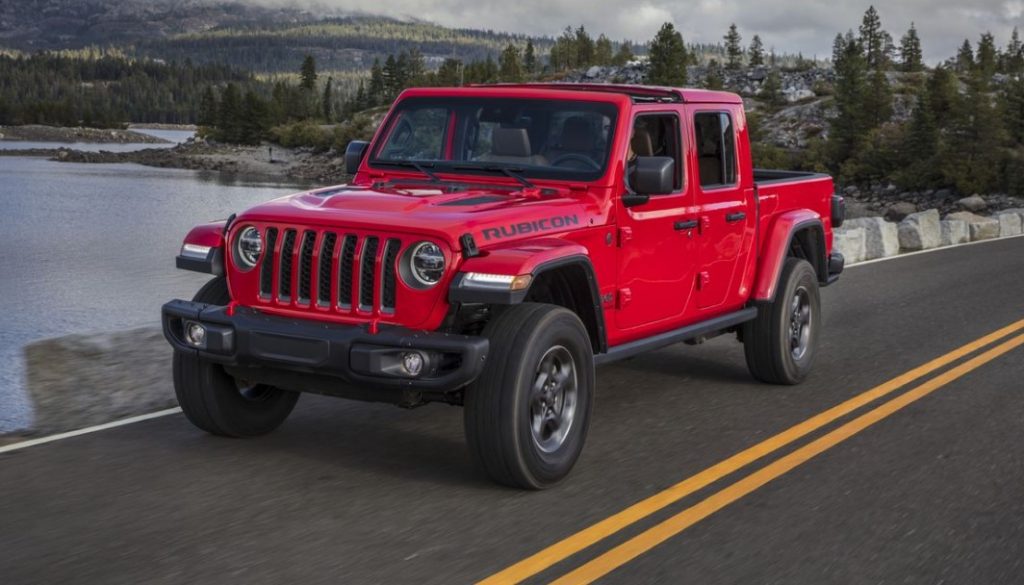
[594,307,758,366]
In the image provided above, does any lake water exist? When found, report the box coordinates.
[0,154,313,432]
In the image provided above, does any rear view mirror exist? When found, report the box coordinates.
[345,140,369,175]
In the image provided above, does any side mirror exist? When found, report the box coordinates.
[345,140,370,175]
[623,156,676,207]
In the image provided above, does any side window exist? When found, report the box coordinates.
[629,114,682,190]
[694,112,737,188]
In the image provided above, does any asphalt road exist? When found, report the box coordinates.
[2,237,1023,585]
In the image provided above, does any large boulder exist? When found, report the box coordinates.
[940,219,970,246]
[23,326,175,434]
[956,194,988,212]
[843,217,899,260]
[832,227,866,264]
[1000,208,1024,225]
[997,211,1023,237]
[945,211,1000,241]
[885,201,918,222]
[897,209,941,251]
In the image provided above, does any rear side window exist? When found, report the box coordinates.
[694,112,737,188]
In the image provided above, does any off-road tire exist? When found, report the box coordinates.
[173,277,299,437]
[743,257,821,385]
[464,303,595,489]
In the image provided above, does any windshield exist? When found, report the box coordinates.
[370,97,619,181]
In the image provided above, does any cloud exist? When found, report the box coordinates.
[253,0,1024,61]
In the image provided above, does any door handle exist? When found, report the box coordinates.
[674,219,699,231]
[726,212,746,223]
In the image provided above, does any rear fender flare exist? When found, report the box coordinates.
[753,211,826,302]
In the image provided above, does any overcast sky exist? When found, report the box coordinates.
[287,0,1024,62]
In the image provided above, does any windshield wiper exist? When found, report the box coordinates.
[452,164,535,188]
[375,160,442,183]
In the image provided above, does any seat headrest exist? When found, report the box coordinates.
[631,129,654,157]
[559,116,596,151]
[491,128,532,157]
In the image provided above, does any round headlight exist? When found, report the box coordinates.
[236,226,263,269]
[408,241,445,287]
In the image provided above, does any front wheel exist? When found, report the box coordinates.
[464,303,595,489]
[743,258,821,385]
[173,277,299,437]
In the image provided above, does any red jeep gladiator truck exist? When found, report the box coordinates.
[163,84,844,489]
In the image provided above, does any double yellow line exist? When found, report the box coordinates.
[480,318,1024,584]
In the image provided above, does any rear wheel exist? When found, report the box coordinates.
[743,258,821,385]
[173,277,299,437]
[464,303,594,489]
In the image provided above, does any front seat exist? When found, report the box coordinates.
[545,116,600,162]
[478,127,547,166]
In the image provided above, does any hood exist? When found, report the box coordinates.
[234,183,603,249]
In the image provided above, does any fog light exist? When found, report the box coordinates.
[401,352,424,376]
[185,322,207,347]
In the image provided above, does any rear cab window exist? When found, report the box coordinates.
[694,112,737,189]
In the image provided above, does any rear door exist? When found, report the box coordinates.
[689,108,755,311]
[614,107,699,332]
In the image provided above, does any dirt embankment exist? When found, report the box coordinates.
[0,125,170,144]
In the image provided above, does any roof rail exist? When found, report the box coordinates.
[472,83,683,102]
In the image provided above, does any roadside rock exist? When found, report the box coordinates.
[897,209,941,251]
[885,201,918,222]
[832,227,866,264]
[998,211,1023,237]
[945,211,1000,241]
[844,217,899,260]
[23,326,174,434]
[956,194,988,212]
[940,220,970,246]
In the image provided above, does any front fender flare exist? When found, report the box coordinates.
[176,221,228,276]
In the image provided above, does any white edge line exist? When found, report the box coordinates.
[3,233,1023,453]
[0,407,182,454]
[846,233,1024,268]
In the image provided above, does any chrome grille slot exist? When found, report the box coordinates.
[338,235,357,309]
[359,237,379,310]
[381,239,400,312]
[260,227,278,297]
[317,233,337,307]
[298,230,316,303]
[278,229,296,301]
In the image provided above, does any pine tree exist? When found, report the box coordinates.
[829,33,868,171]
[760,69,785,109]
[437,58,463,86]
[748,35,765,67]
[523,40,537,74]
[859,6,886,69]
[595,35,613,66]
[895,89,940,189]
[499,43,523,82]
[382,54,402,100]
[217,83,243,143]
[832,33,846,65]
[724,23,743,69]
[899,23,923,72]
[940,75,1005,193]
[1004,28,1024,74]
[647,22,688,86]
[704,61,724,90]
[956,40,975,73]
[300,55,317,91]
[575,26,595,67]
[239,90,267,145]
[1002,75,1024,145]
[975,32,997,79]
[613,41,634,66]
[862,68,893,128]
[197,86,218,127]
[368,58,385,105]
[925,65,959,124]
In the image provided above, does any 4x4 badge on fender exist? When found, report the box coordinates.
[481,215,580,241]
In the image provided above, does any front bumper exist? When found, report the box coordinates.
[162,300,489,399]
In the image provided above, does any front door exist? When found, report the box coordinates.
[690,109,753,310]
[614,110,699,332]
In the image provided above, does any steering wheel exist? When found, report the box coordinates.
[549,153,601,171]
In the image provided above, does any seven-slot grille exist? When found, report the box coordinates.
[258,226,402,315]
